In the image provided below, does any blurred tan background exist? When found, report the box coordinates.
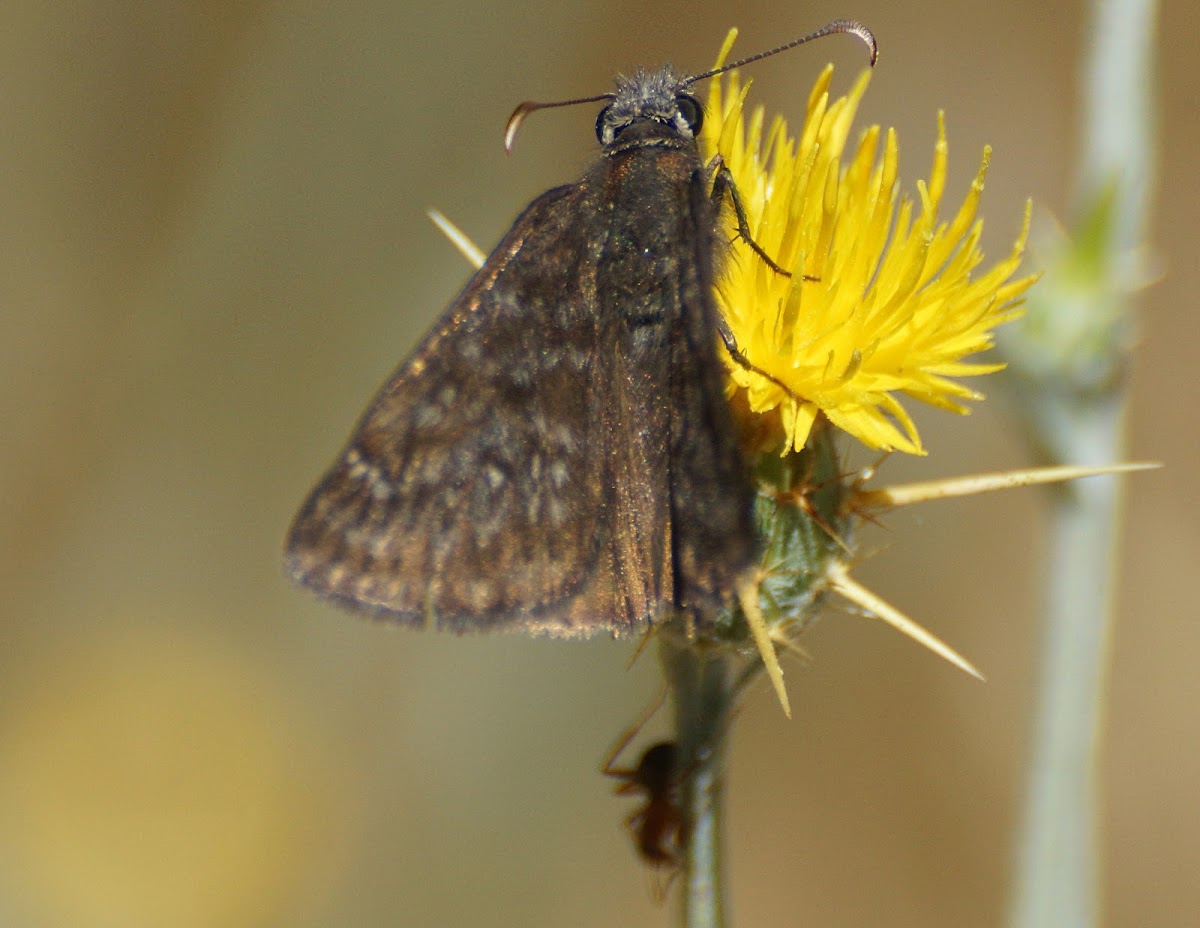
[1,1,1195,926]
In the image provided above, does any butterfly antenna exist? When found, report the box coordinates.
[687,19,878,85]
[504,93,614,154]
[505,21,875,151]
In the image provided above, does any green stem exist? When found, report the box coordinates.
[1004,0,1157,924]
[1009,396,1126,928]
[659,635,737,928]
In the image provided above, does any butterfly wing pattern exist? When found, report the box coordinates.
[285,68,757,637]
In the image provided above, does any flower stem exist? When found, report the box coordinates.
[659,635,737,928]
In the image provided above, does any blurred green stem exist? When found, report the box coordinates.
[1009,399,1126,928]
[660,636,735,928]
[1005,0,1157,925]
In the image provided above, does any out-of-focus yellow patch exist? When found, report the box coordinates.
[0,627,349,928]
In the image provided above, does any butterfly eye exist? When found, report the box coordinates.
[676,94,703,136]
[595,104,614,143]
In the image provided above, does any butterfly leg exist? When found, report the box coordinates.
[707,154,824,284]
[705,155,792,277]
[713,312,804,406]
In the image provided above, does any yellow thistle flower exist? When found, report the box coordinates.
[700,31,1037,455]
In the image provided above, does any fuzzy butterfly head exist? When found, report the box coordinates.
[596,67,702,145]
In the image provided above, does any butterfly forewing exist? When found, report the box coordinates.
[287,185,634,634]
[286,70,758,636]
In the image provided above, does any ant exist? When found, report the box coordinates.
[601,694,686,882]
[604,740,684,869]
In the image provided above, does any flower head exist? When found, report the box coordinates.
[700,31,1036,454]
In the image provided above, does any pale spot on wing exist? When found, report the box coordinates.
[345,448,395,500]
[413,400,442,428]
[368,534,394,558]
[551,423,579,451]
[546,496,567,527]
[549,459,569,488]
[466,578,494,609]
[457,338,483,361]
